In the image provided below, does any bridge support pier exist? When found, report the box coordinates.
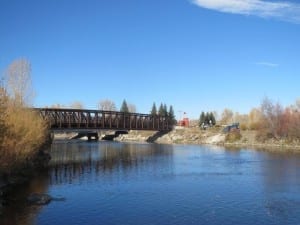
[87,132,99,141]
[71,132,99,141]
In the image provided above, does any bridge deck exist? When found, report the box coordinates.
[36,108,172,131]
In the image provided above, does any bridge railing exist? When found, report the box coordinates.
[35,108,172,131]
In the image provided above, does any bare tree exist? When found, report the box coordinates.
[220,108,234,125]
[212,111,219,122]
[259,97,283,139]
[296,98,300,110]
[98,99,116,111]
[248,108,262,130]
[128,103,137,113]
[4,58,34,106]
[49,103,66,109]
[70,101,84,109]
[287,109,300,140]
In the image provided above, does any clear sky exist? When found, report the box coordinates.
[1,0,300,119]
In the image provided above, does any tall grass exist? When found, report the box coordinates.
[0,99,48,173]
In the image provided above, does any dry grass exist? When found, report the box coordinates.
[225,129,242,143]
[0,104,48,173]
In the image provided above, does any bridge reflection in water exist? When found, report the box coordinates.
[0,141,174,225]
[48,141,174,185]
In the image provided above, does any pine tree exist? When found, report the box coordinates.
[199,111,205,127]
[205,112,210,125]
[120,99,129,113]
[151,102,157,115]
[158,103,164,116]
[209,112,216,125]
[168,105,176,125]
[163,104,168,117]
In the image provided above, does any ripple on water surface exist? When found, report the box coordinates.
[2,141,300,225]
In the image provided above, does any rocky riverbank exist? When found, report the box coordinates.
[116,126,226,145]
[49,127,300,152]
[116,126,300,152]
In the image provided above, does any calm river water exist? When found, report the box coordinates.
[2,141,300,225]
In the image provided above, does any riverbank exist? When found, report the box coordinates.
[48,127,300,152]
[116,127,300,152]
[115,126,227,145]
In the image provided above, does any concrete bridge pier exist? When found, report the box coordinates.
[87,132,99,141]
[101,130,128,141]
[71,132,99,141]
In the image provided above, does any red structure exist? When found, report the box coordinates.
[179,118,189,127]
[178,112,189,127]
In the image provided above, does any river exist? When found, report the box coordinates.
[1,141,300,225]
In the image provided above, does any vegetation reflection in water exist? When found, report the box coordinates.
[48,141,175,186]
[2,141,300,225]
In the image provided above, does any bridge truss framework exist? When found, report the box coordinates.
[36,108,172,131]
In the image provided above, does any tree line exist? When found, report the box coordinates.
[199,111,216,128]
[198,97,300,142]
[150,102,176,125]
[255,97,300,141]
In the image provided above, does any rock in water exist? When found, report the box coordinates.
[27,193,52,205]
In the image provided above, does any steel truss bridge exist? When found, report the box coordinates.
[36,108,172,131]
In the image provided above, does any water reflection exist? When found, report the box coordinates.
[48,141,174,185]
[259,152,300,223]
[2,142,300,225]
[1,172,49,225]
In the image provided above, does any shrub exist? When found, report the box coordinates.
[0,105,48,173]
[249,122,260,130]
[0,59,49,173]
[225,129,242,143]
[239,123,248,131]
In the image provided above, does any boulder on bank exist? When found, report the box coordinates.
[27,193,52,205]
[27,193,66,205]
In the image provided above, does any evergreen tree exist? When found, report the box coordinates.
[205,112,210,125]
[209,112,216,125]
[158,103,164,116]
[199,111,216,128]
[120,99,129,113]
[168,105,176,125]
[150,102,157,115]
[199,111,205,126]
[163,104,168,117]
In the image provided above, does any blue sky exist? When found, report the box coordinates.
[1,0,300,119]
